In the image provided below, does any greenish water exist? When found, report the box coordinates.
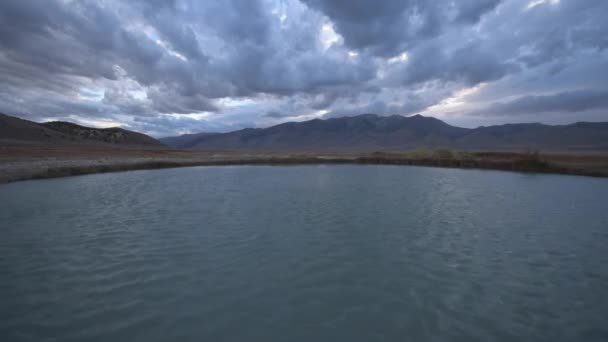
[1,165,608,342]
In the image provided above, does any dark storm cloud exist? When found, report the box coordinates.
[393,43,518,87]
[264,111,288,119]
[454,0,502,24]
[147,86,219,114]
[476,89,608,116]
[0,0,214,119]
[301,0,501,56]
[0,0,607,134]
[0,0,374,118]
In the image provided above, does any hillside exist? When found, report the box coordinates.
[42,121,163,147]
[0,113,165,148]
[159,132,219,149]
[0,113,67,143]
[161,114,608,151]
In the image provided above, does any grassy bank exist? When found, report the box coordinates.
[1,147,607,184]
[357,150,605,177]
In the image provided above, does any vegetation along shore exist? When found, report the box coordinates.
[1,146,607,184]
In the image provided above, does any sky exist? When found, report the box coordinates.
[1,0,607,137]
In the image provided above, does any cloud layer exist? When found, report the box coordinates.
[0,0,607,136]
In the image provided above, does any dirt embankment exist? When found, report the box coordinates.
[1,146,607,184]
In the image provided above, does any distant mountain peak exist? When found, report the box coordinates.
[355,113,380,118]
[159,113,608,151]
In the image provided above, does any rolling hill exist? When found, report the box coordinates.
[1,113,165,148]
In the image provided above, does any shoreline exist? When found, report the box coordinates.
[2,149,608,184]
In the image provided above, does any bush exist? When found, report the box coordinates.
[517,149,550,169]
[457,151,476,161]
[434,147,454,159]
[408,148,433,159]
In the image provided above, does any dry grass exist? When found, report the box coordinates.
[1,145,607,184]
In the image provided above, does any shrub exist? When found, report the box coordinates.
[434,147,454,159]
[517,149,550,169]
[457,151,476,161]
[408,148,433,159]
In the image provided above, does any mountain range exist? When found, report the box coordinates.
[160,114,608,151]
[3,112,607,152]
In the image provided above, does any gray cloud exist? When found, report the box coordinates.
[454,0,502,24]
[476,89,608,116]
[264,111,286,119]
[392,42,517,88]
[0,0,607,135]
[301,0,501,56]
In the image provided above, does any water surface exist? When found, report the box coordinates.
[1,165,607,341]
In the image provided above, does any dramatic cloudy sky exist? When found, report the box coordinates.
[1,0,607,136]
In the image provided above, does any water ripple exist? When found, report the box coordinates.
[1,165,608,342]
